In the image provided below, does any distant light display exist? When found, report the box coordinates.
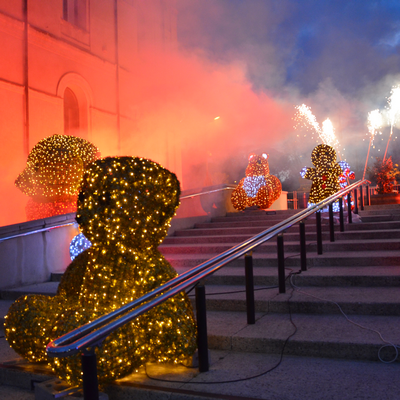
[15,134,99,220]
[301,144,342,208]
[69,233,92,260]
[338,161,355,189]
[231,153,282,210]
[5,156,197,386]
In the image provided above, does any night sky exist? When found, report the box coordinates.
[176,0,400,187]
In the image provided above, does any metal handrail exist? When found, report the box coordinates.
[0,222,77,243]
[180,185,236,200]
[0,187,235,242]
[47,179,368,357]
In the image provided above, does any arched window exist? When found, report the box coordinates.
[63,0,87,31]
[64,88,80,135]
[58,73,92,139]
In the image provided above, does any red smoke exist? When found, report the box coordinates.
[3,44,293,227]
[119,46,293,189]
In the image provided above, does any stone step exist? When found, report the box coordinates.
[0,282,59,302]
[343,220,400,231]
[160,238,400,255]
[174,220,399,237]
[205,310,400,362]
[164,229,400,244]
[205,266,400,287]
[358,214,400,222]
[1,331,399,400]
[2,265,400,308]
[193,285,400,316]
[194,219,323,229]
[215,212,400,224]
[359,208,400,215]
[165,250,400,269]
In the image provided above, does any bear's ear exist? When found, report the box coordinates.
[262,153,268,160]
[248,153,256,161]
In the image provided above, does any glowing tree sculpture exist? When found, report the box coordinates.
[231,153,282,211]
[300,144,342,207]
[15,134,99,220]
[5,157,197,386]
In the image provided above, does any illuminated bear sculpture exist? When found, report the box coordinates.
[15,134,99,220]
[231,153,282,211]
[5,156,197,386]
[300,144,342,206]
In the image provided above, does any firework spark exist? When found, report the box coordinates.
[363,109,383,179]
[384,85,400,161]
[294,104,320,140]
[388,86,400,127]
[367,109,382,144]
[321,118,339,148]
[294,104,341,155]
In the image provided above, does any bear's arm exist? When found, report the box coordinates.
[302,167,317,181]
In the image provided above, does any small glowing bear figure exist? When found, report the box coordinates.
[15,134,99,220]
[5,157,197,386]
[231,153,282,211]
[338,161,355,189]
[300,144,342,206]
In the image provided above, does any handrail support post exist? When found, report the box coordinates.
[329,203,334,242]
[244,252,255,324]
[277,234,285,293]
[339,197,344,232]
[316,211,323,254]
[195,285,209,372]
[347,192,352,223]
[81,349,100,400]
[354,188,359,214]
[360,185,364,211]
[299,221,307,271]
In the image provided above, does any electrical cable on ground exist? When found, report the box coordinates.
[145,270,301,385]
[289,274,400,364]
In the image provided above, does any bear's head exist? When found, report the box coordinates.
[15,135,99,203]
[311,144,337,169]
[245,153,269,177]
[76,157,180,251]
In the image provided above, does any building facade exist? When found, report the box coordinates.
[0,0,180,226]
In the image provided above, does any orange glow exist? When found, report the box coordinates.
[0,3,294,227]
[119,46,293,190]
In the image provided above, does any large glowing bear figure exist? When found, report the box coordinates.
[15,134,99,220]
[231,153,282,211]
[300,144,342,206]
[5,157,197,386]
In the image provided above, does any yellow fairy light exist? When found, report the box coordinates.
[15,134,99,220]
[231,153,282,211]
[5,156,197,386]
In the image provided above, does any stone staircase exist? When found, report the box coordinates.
[1,204,400,399]
[159,206,400,362]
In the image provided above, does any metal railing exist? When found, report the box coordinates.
[180,185,236,200]
[0,222,76,243]
[46,179,369,400]
[0,187,236,243]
